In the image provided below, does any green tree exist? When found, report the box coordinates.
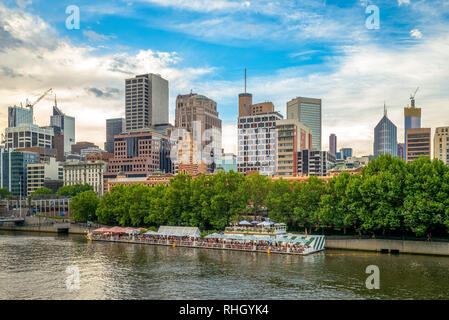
[57,184,93,197]
[403,157,449,236]
[0,187,12,199]
[70,190,99,222]
[266,178,296,228]
[357,154,407,235]
[240,172,270,217]
[31,187,53,196]
[293,176,326,232]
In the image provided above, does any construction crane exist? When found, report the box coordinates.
[410,87,419,107]
[25,88,53,112]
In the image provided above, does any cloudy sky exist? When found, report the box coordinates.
[1,0,449,156]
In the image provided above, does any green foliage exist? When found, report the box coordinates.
[70,190,100,222]
[92,156,449,237]
[31,187,53,196]
[57,184,93,197]
[0,187,12,199]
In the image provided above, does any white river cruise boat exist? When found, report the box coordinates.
[206,219,325,255]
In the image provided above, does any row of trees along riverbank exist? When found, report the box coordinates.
[67,154,449,238]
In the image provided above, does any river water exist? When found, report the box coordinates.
[0,231,448,300]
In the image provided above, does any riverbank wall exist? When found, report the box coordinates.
[326,237,449,256]
[0,216,88,235]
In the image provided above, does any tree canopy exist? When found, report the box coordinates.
[90,156,449,238]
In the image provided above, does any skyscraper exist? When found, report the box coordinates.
[237,71,283,176]
[374,106,398,158]
[406,128,431,162]
[286,97,322,151]
[50,99,75,154]
[404,90,421,151]
[105,118,125,153]
[434,127,449,165]
[329,134,337,155]
[175,93,222,167]
[125,73,169,131]
[8,105,33,128]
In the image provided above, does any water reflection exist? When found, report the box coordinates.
[0,231,449,299]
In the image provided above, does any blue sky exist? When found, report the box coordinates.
[1,0,449,155]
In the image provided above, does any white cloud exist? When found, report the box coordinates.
[83,30,116,42]
[410,28,423,38]
[398,0,411,6]
[0,4,213,147]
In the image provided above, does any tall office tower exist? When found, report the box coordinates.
[0,148,39,196]
[286,97,322,151]
[275,119,312,177]
[8,105,33,127]
[105,118,125,153]
[397,143,406,160]
[237,70,283,175]
[329,134,337,155]
[434,127,449,165]
[404,90,421,151]
[406,128,431,162]
[50,99,75,154]
[125,73,169,131]
[175,93,222,168]
[374,106,398,158]
[340,148,353,160]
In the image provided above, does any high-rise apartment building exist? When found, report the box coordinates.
[275,119,312,177]
[50,102,75,154]
[8,105,33,128]
[105,118,125,153]
[286,97,322,151]
[329,134,337,155]
[434,127,449,165]
[125,73,169,131]
[406,128,431,162]
[175,93,222,168]
[0,148,39,196]
[374,107,398,158]
[63,160,107,196]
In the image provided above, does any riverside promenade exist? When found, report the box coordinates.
[326,237,449,256]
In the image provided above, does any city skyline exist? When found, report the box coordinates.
[1,1,449,157]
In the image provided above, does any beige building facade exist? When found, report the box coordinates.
[434,127,449,165]
[63,161,107,196]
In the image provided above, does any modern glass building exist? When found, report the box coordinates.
[0,148,39,196]
[105,118,125,153]
[374,109,398,158]
[8,105,33,128]
[50,104,75,154]
[340,148,353,160]
[287,97,322,151]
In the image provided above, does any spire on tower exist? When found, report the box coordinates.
[384,101,387,117]
[244,68,247,94]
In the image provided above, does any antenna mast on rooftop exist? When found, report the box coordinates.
[244,68,247,94]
